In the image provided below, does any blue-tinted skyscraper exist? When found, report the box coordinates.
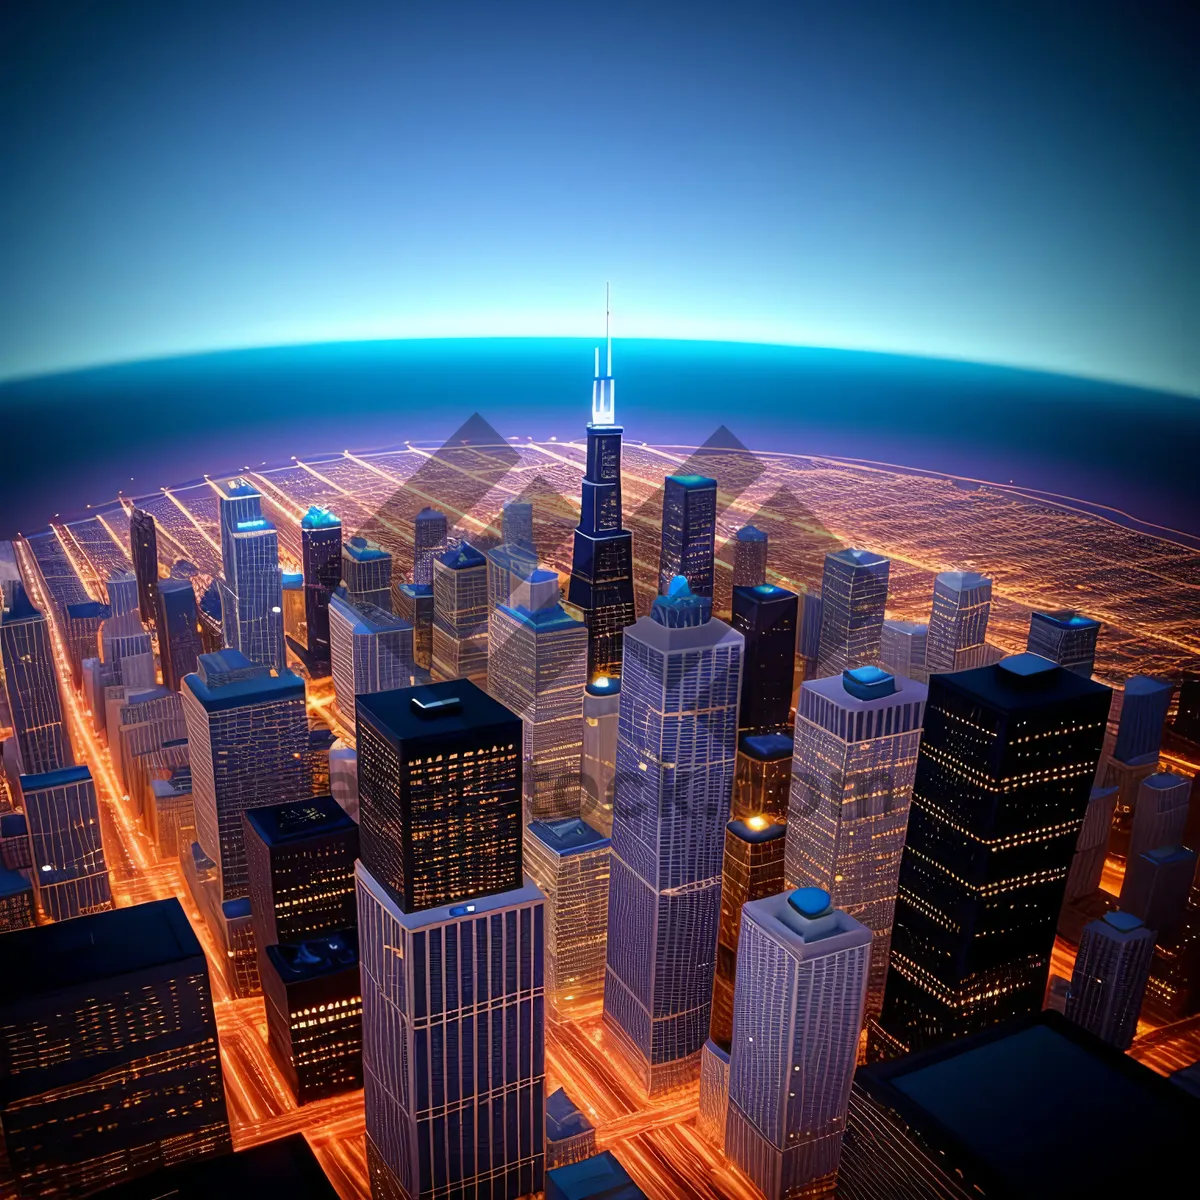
[156,576,202,691]
[732,525,769,588]
[604,578,743,1093]
[730,584,798,734]
[343,535,393,612]
[1,584,72,776]
[567,306,637,678]
[925,570,992,675]
[432,542,489,687]
[815,548,889,678]
[65,599,111,689]
[217,479,285,673]
[1113,675,1174,764]
[1027,609,1102,677]
[129,506,159,625]
[413,507,448,586]
[658,474,718,598]
[501,499,535,551]
[329,591,415,732]
[106,568,140,617]
[301,505,342,675]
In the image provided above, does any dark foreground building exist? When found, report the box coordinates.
[0,899,230,1198]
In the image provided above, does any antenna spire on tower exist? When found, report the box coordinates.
[606,282,612,376]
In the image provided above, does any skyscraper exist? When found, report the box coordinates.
[413,507,448,585]
[328,591,415,733]
[787,666,927,1020]
[0,865,35,933]
[732,525,769,588]
[1062,784,1120,906]
[395,582,434,671]
[283,568,306,647]
[1065,910,1155,1050]
[815,548,889,678]
[431,541,489,688]
[797,590,823,680]
[488,570,588,823]
[155,576,202,691]
[580,676,620,837]
[0,900,231,1198]
[356,680,523,913]
[879,618,928,683]
[129,506,159,625]
[1122,844,1197,940]
[355,680,544,1199]
[1027,609,1102,677]
[925,571,993,675]
[502,499,536,550]
[101,608,156,689]
[725,888,871,1200]
[64,598,111,689]
[604,578,743,1093]
[658,474,718,598]
[871,654,1111,1060]
[220,498,286,673]
[1125,772,1191,872]
[487,543,539,615]
[732,732,793,821]
[525,816,611,1021]
[1113,675,1175,764]
[730,584,797,734]
[106,568,140,617]
[1,584,72,775]
[19,763,112,922]
[181,649,311,994]
[301,505,342,674]
[567,304,637,678]
[342,535,394,612]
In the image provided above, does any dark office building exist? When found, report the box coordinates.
[732,731,794,822]
[301,507,342,675]
[730,584,798,733]
[395,582,434,671]
[658,474,718,598]
[0,899,231,1198]
[0,864,35,932]
[1174,672,1200,746]
[155,577,202,692]
[261,930,363,1103]
[342,536,393,613]
[413,507,449,586]
[244,795,359,949]
[356,679,522,913]
[870,654,1111,1060]
[196,581,224,654]
[1026,609,1101,678]
[64,600,111,690]
[128,507,159,627]
[1113,674,1174,764]
[0,809,32,871]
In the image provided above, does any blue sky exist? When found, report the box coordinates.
[2,0,1196,393]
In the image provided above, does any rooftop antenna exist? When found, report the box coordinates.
[606,282,612,377]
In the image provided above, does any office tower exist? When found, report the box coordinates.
[197,580,223,653]
[525,817,611,1020]
[815,548,889,678]
[282,569,305,644]
[413,506,448,585]
[1,810,32,871]
[731,584,798,733]
[658,474,718,598]
[129,506,159,625]
[64,598,111,689]
[342,535,393,612]
[733,732,794,821]
[1174,672,1200,745]
[244,794,359,948]
[732,525,768,588]
[580,676,619,837]
[432,541,490,687]
[0,900,231,1197]
[871,654,1111,1060]
[487,542,539,615]
[101,608,156,689]
[219,489,286,672]
[545,1089,597,1170]
[262,929,363,1104]
[1126,772,1191,869]
[880,618,928,684]
[787,666,926,1021]
[1063,785,1120,905]
[396,582,434,671]
[1122,844,1196,939]
[114,686,186,803]
[725,889,871,1200]
[149,768,194,858]
[329,742,359,819]
[710,816,787,1051]
[489,571,587,823]
[925,571,993,676]
[1027,609,1102,677]
[155,576,202,691]
[106,568,140,617]
[20,764,112,921]
[567,314,636,678]
[1113,675,1174,763]
[604,578,743,1093]
[1,584,72,775]
[328,591,415,733]
[1065,910,1155,1050]
[301,505,342,673]
[797,591,823,684]
[181,650,310,994]
[0,865,35,932]
[502,499,536,550]
[357,680,523,912]
[545,1152,648,1200]
[0,539,21,608]
[698,1039,732,1148]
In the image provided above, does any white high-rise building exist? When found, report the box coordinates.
[815,549,889,678]
[726,888,871,1200]
[880,619,928,683]
[580,676,620,837]
[925,571,992,675]
[432,543,489,687]
[1126,773,1191,868]
[1066,910,1156,1050]
[328,591,414,737]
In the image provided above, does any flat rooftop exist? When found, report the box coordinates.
[356,678,519,746]
[244,794,356,846]
[528,817,610,856]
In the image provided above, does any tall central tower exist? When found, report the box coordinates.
[568,288,637,679]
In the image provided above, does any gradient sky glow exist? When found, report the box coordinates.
[2,0,1196,393]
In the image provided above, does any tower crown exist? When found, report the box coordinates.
[591,283,616,426]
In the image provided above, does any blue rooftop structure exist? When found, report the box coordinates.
[545,1087,594,1140]
[497,603,581,632]
[651,575,711,628]
[585,675,620,697]
[19,763,92,792]
[545,1151,647,1200]
[0,865,32,900]
[666,473,716,489]
[344,536,390,561]
[439,542,487,569]
[842,664,897,701]
[737,525,768,542]
[728,816,787,844]
[528,817,610,856]
[301,506,341,530]
[183,649,305,712]
[65,600,112,620]
[244,795,356,848]
[266,929,358,984]
[281,571,303,588]
[739,731,794,761]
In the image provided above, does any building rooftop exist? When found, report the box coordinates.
[0,811,28,838]
[1101,910,1145,933]
[282,571,303,588]
[736,525,767,542]
[1036,609,1101,630]
[803,668,926,713]
[935,653,1111,714]
[842,664,896,700]
[184,650,305,711]
[1,584,43,623]
[666,473,717,489]
[19,763,92,792]
[66,600,111,620]
[1142,772,1189,792]
[828,547,888,568]
[650,576,712,628]
[356,678,519,746]
[546,1087,595,1140]
[858,1013,1199,1199]
[301,505,341,530]
[439,542,487,569]
[265,929,359,985]
[158,575,195,598]
[936,569,991,591]
[221,478,261,499]
[544,1150,647,1200]
[497,602,582,632]
[738,731,793,761]
[748,887,871,950]
[0,865,32,901]
[0,898,202,1005]
[727,815,787,844]
[1124,674,1173,697]
[528,817,610,856]
[398,582,434,598]
[244,795,356,847]
[344,536,391,561]
[331,592,410,635]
